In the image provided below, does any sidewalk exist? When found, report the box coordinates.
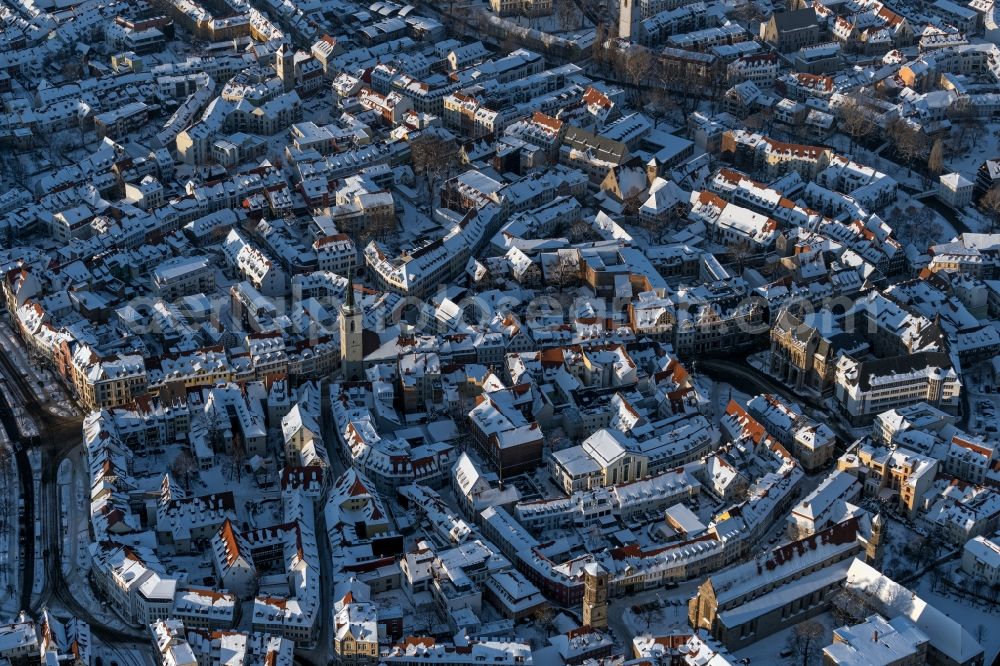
[58,456,88,579]
[0,427,20,617]
[0,320,77,417]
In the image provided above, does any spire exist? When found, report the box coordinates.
[345,267,356,311]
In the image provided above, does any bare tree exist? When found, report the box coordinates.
[171,449,197,488]
[727,237,756,273]
[2,152,26,189]
[947,97,979,147]
[622,189,646,217]
[533,605,556,636]
[410,132,460,202]
[830,587,877,626]
[888,119,927,175]
[554,0,578,31]
[784,620,825,666]
[654,54,681,92]
[592,23,610,73]
[930,568,943,592]
[634,207,671,243]
[980,184,1000,231]
[644,86,677,128]
[231,435,245,482]
[914,525,948,568]
[621,46,653,101]
[839,97,875,152]
[569,217,595,242]
[61,60,83,81]
[927,138,944,176]
[744,112,766,132]
[896,204,942,249]
[732,0,767,24]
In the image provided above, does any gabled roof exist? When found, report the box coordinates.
[772,8,820,32]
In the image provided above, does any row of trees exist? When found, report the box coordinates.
[838,94,991,183]
[591,33,725,115]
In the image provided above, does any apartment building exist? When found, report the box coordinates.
[223,229,288,297]
[962,533,1000,585]
[837,442,938,518]
[489,0,553,17]
[313,235,357,274]
[151,255,216,300]
[70,346,149,410]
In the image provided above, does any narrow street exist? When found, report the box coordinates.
[292,383,352,666]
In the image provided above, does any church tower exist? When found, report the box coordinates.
[618,0,638,40]
[340,275,364,380]
[276,42,295,93]
[582,562,609,630]
[866,512,884,566]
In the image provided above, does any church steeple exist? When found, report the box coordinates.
[866,512,884,566]
[344,267,356,311]
[276,41,295,93]
[340,268,363,380]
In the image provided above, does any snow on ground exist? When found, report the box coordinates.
[300,95,335,125]
[28,449,43,599]
[797,131,929,190]
[914,569,1000,664]
[943,123,1000,184]
[962,362,1000,441]
[129,449,282,587]
[64,550,134,631]
[877,515,928,581]
[952,206,996,233]
[58,460,72,577]
[620,595,691,637]
[58,452,91,584]
[886,192,957,250]
[97,640,158,666]
[732,611,840,664]
[396,197,443,248]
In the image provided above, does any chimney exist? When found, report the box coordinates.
[872,630,878,643]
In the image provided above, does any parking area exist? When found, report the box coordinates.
[966,361,1000,439]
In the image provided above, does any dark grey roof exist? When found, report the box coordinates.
[772,8,820,32]
[774,309,817,343]
[563,126,629,165]
[827,332,869,355]
[856,351,952,392]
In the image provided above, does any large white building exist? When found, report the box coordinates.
[939,172,974,209]
[834,353,961,424]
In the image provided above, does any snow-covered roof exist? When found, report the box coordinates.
[845,558,984,665]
